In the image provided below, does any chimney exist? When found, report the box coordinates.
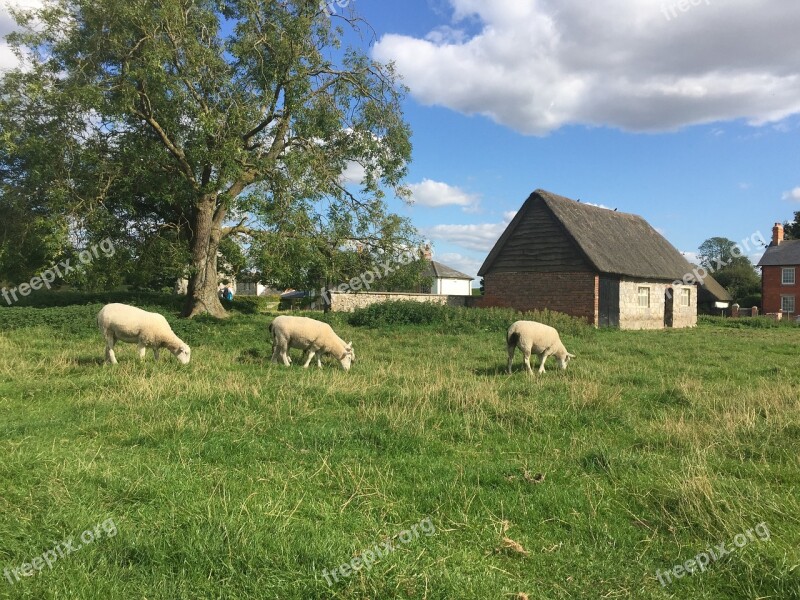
[772,222,784,246]
[421,243,432,261]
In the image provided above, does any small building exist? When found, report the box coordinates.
[697,274,733,314]
[757,222,799,318]
[478,189,699,329]
[421,260,474,295]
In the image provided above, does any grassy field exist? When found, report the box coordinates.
[0,299,798,599]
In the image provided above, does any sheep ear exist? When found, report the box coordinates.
[567,353,576,359]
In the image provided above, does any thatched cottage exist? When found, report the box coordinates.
[478,189,705,329]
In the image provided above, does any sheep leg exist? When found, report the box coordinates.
[538,352,550,374]
[270,343,280,364]
[280,351,291,366]
[302,349,316,368]
[523,349,533,374]
[137,343,147,361]
[104,334,118,365]
[153,347,160,362]
[507,345,516,374]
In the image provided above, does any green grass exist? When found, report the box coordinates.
[0,299,799,599]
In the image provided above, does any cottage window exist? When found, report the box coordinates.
[637,287,650,308]
[781,295,795,314]
[782,268,795,285]
[680,288,691,307]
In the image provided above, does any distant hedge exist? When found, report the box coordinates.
[699,315,799,328]
[347,300,592,337]
[0,290,183,310]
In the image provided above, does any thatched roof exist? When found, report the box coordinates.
[422,260,473,280]
[479,189,695,280]
[757,240,800,266]
[698,274,733,303]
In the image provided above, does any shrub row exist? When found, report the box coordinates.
[346,300,593,337]
[699,315,799,329]
[0,290,184,311]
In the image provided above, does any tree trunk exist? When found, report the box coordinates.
[183,198,227,318]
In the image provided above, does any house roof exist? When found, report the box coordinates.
[698,274,733,303]
[422,260,474,280]
[757,240,800,266]
[479,189,695,280]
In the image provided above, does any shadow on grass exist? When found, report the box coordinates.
[74,356,106,367]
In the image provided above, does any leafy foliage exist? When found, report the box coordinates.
[697,236,761,302]
[783,211,800,240]
[1,0,414,316]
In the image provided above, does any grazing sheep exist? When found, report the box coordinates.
[269,315,354,371]
[97,303,191,365]
[506,320,574,374]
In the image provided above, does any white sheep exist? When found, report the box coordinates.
[97,303,191,365]
[506,320,575,374]
[269,315,354,371]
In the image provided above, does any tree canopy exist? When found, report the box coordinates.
[783,211,800,240]
[697,236,760,303]
[1,0,417,315]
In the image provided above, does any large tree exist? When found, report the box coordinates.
[697,236,761,303]
[2,0,412,316]
[783,211,800,240]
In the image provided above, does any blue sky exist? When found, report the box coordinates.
[2,0,798,284]
[337,0,800,282]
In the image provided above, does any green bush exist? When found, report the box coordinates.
[737,294,762,309]
[347,300,592,337]
[0,290,183,311]
[0,304,102,334]
[228,295,278,314]
[699,315,798,328]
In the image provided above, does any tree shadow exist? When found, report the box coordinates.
[74,357,106,367]
[472,365,512,377]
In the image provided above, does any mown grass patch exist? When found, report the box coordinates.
[0,299,798,599]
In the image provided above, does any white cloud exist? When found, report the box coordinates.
[340,161,366,185]
[374,0,800,135]
[408,178,479,211]
[424,211,515,253]
[432,252,482,279]
[1,0,42,72]
[681,251,700,265]
[782,187,800,202]
[585,202,612,210]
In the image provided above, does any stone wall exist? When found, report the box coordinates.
[328,291,471,312]
[672,284,698,329]
[618,279,697,329]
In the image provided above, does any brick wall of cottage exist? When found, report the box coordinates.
[762,265,799,317]
[477,271,598,324]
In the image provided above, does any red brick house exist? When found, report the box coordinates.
[478,189,719,329]
[757,223,800,318]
